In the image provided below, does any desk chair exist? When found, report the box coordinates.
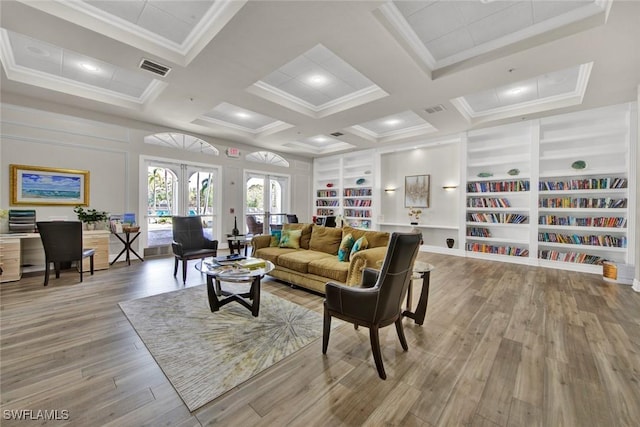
[36,221,95,286]
[323,232,421,379]
[172,216,218,284]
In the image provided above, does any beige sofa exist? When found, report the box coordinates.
[251,223,390,294]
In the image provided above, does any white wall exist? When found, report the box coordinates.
[379,141,460,247]
[0,103,313,259]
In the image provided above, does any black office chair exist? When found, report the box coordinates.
[286,214,299,223]
[36,221,95,286]
[323,232,421,379]
[172,216,218,284]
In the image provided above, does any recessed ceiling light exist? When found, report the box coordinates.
[314,136,328,142]
[235,112,251,119]
[508,87,525,95]
[307,74,329,86]
[383,118,402,126]
[80,62,100,72]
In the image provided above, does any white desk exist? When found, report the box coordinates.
[0,230,110,283]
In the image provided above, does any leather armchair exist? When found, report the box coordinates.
[36,221,95,286]
[322,232,421,379]
[172,216,218,283]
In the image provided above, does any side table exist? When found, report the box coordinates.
[403,261,434,325]
[110,229,144,265]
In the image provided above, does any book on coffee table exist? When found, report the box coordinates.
[235,258,266,270]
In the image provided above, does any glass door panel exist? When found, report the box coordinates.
[245,172,289,234]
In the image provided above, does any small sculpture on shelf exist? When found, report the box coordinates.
[231,216,240,236]
[408,207,422,225]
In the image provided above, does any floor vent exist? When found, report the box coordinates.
[139,59,171,77]
[424,104,446,114]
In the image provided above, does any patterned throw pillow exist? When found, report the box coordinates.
[269,230,282,247]
[337,233,355,262]
[349,236,369,260]
[279,229,302,249]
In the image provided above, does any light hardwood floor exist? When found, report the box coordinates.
[1,252,639,426]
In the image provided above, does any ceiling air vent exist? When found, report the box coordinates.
[139,58,171,77]
[424,104,446,114]
[330,132,344,137]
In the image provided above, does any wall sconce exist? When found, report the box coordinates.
[384,187,396,193]
[442,185,458,191]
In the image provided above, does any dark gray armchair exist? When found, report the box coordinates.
[172,216,218,283]
[36,221,95,286]
[322,232,421,379]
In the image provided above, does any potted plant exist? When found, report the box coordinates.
[74,206,109,230]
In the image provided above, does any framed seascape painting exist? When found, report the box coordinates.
[10,164,90,206]
[405,174,430,208]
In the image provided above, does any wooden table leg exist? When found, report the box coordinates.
[206,275,221,312]
[250,276,261,317]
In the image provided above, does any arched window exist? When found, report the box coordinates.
[144,133,219,156]
[246,151,289,167]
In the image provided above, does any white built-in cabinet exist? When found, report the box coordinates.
[313,152,376,229]
[313,102,635,274]
[462,103,635,273]
[536,103,633,273]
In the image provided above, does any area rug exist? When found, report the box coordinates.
[119,284,326,412]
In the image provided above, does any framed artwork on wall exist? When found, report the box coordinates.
[10,164,90,206]
[405,174,430,208]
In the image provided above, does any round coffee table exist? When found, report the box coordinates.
[196,258,274,317]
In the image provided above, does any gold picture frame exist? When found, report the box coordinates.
[10,164,90,206]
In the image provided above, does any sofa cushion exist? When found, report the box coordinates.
[279,229,302,249]
[309,226,343,255]
[308,256,349,283]
[253,247,298,264]
[283,223,313,249]
[277,250,333,274]
[341,226,389,249]
[349,236,368,260]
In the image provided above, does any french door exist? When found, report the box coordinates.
[244,171,290,234]
[141,156,220,248]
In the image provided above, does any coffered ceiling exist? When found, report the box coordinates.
[1,0,639,158]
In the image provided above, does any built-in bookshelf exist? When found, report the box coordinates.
[461,103,635,273]
[464,121,534,264]
[537,103,633,273]
[313,151,376,229]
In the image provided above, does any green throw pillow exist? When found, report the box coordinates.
[349,236,369,261]
[337,233,355,262]
[279,229,302,249]
[269,230,282,247]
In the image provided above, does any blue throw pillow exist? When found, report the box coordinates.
[337,233,355,262]
[269,230,282,247]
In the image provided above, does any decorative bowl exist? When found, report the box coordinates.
[356,178,366,185]
[571,160,587,170]
[477,172,493,178]
[326,183,334,188]
[507,168,520,176]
